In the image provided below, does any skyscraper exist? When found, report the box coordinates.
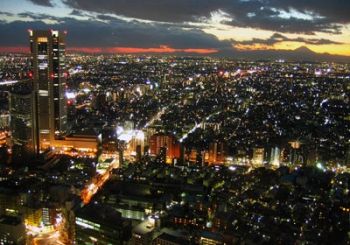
[9,82,36,159]
[270,146,280,167]
[29,29,67,152]
[252,148,264,166]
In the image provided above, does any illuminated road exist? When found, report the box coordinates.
[144,106,168,128]
[26,212,69,245]
[0,80,18,86]
[80,105,168,205]
[29,231,66,245]
[81,157,118,205]
[81,171,110,204]
[179,111,222,142]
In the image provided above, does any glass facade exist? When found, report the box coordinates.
[29,30,67,151]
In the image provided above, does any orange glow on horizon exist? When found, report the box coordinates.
[1,43,349,56]
[70,45,218,54]
[0,46,30,53]
[0,45,218,54]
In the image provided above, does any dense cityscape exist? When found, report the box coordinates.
[1,0,350,245]
[0,37,349,244]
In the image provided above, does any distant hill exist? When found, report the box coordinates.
[217,46,350,63]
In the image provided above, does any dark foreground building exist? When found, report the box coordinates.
[75,204,132,244]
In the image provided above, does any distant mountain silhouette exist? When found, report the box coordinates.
[293,46,314,53]
[217,46,350,62]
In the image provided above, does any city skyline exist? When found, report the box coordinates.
[0,0,350,57]
[0,1,349,244]
[0,27,349,244]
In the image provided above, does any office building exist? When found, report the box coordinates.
[75,204,131,244]
[132,220,155,245]
[0,131,6,147]
[199,231,223,245]
[29,29,67,151]
[0,113,9,129]
[270,146,281,167]
[252,148,265,167]
[12,30,99,157]
[0,215,26,245]
[207,142,226,165]
[153,232,189,245]
[9,82,36,158]
[289,141,303,165]
[149,134,180,164]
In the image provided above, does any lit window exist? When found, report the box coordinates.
[37,37,48,42]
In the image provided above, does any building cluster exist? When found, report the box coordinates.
[61,53,350,168]
[0,30,349,244]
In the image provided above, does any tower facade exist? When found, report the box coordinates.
[9,83,37,158]
[29,30,67,151]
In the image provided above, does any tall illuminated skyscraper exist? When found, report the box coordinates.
[29,30,67,152]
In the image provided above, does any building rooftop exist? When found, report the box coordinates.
[10,81,33,95]
[0,215,22,226]
[133,220,155,235]
[76,203,125,227]
[156,232,190,245]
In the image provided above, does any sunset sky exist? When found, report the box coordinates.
[0,0,350,56]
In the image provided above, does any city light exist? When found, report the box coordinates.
[0,7,349,243]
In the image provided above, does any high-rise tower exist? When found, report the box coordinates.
[9,82,37,160]
[29,29,67,151]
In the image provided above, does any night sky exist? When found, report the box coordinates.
[0,0,350,55]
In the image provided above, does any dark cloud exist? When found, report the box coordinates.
[96,15,119,21]
[227,9,342,35]
[63,0,349,34]
[0,11,14,16]
[0,15,231,50]
[235,33,343,46]
[27,0,53,7]
[268,0,350,24]
[0,20,49,46]
[69,10,87,17]
[17,12,62,22]
[63,0,218,23]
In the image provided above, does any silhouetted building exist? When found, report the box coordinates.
[346,144,350,166]
[0,215,26,245]
[75,204,131,244]
[153,232,190,245]
[9,82,36,160]
[0,113,9,129]
[101,126,118,154]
